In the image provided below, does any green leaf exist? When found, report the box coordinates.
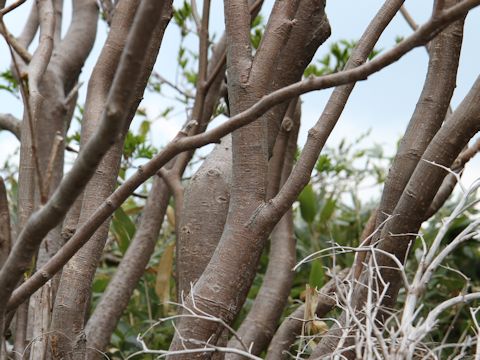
[316,154,333,173]
[298,184,317,223]
[309,259,324,289]
[139,120,150,137]
[320,197,336,223]
[252,14,263,28]
[111,206,136,254]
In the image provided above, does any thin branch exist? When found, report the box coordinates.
[152,72,192,98]
[426,138,480,218]
[158,168,184,215]
[190,0,201,32]
[98,0,114,26]
[400,6,419,31]
[43,132,64,197]
[5,0,480,312]
[0,0,26,15]
[0,21,32,63]
[0,177,11,268]
[63,81,82,109]
[197,0,210,90]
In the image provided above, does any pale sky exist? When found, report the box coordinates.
[1,0,479,200]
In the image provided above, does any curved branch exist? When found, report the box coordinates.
[0,113,21,140]
[375,0,464,231]
[53,0,98,88]
[17,1,39,48]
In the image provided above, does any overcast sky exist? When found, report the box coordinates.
[1,0,479,199]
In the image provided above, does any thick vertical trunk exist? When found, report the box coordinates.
[169,1,329,358]
[226,102,300,358]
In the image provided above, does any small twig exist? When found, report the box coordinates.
[152,72,192,98]
[98,0,114,26]
[190,0,202,32]
[0,20,32,63]
[399,5,419,31]
[43,132,64,200]
[158,168,184,212]
[64,82,83,108]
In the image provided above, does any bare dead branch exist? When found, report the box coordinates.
[266,269,350,360]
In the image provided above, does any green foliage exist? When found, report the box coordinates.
[304,39,381,77]
[0,69,20,97]
[291,134,389,316]
[173,1,192,37]
[298,184,317,224]
[111,206,136,254]
[250,15,265,50]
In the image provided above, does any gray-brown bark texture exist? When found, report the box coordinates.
[169,1,330,358]
[1,0,480,358]
[84,176,170,358]
[226,101,300,358]
[175,0,262,302]
[313,61,480,360]
[85,6,228,352]
[49,1,173,358]
[177,136,232,298]
[8,0,98,356]
[0,178,10,269]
